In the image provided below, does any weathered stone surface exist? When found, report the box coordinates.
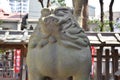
[27,7,91,80]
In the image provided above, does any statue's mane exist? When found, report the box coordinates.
[29,7,90,49]
[59,16,89,50]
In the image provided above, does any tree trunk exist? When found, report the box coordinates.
[82,0,89,31]
[72,0,84,27]
[72,0,75,8]
[38,0,44,8]
[109,0,114,32]
[72,0,89,31]
[99,0,104,31]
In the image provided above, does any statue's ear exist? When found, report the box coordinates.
[41,8,51,17]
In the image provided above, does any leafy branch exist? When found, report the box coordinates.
[51,0,66,6]
[0,20,3,25]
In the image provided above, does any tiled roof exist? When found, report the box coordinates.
[86,32,120,46]
[0,30,33,44]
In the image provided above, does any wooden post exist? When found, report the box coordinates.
[20,45,27,80]
[115,70,120,80]
[21,45,28,80]
[112,49,119,80]
[105,49,110,80]
[114,49,119,73]
[97,47,103,80]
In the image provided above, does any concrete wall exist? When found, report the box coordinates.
[0,20,20,30]
[88,5,95,18]
[29,0,48,19]
[29,0,41,19]
[29,0,47,19]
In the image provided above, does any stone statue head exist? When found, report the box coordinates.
[36,7,90,49]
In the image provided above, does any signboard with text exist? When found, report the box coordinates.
[14,49,21,73]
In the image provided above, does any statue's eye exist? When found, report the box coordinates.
[54,9,68,16]
[41,9,51,17]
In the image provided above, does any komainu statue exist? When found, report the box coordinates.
[27,7,91,80]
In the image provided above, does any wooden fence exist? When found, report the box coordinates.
[86,32,120,80]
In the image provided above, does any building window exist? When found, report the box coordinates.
[9,0,29,13]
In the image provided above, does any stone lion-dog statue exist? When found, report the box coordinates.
[27,7,91,80]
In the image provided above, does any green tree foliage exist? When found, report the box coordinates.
[51,0,66,6]
[0,20,3,25]
[0,49,5,54]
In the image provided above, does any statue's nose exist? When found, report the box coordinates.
[44,16,59,24]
